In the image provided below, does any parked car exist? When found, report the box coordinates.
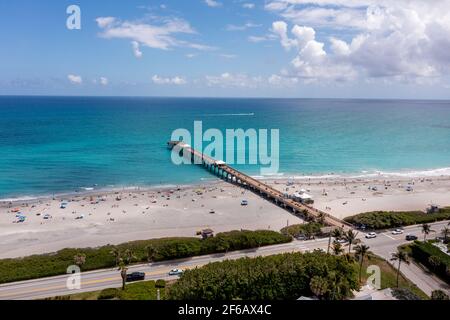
[169,269,184,276]
[336,238,347,244]
[406,234,418,241]
[241,200,248,206]
[126,272,145,282]
[365,232,377,239]
[392,229,404,235]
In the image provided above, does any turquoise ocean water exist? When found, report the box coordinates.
[1,96,450,199]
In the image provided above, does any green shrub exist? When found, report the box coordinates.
[431,290,449,300]
[280,222,324,238]
[410,241,450,283]
[0,230,291,284]
[391,288,421,300]
[98,288,119,300]
[344,208,450,229]
[118,281,161,300]
[155,279,166,288]
[167,251,358,300]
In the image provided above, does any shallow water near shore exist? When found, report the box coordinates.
[1,96,450,199]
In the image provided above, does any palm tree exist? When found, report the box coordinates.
[317,212,326,225]
[332,242,344,255]
[331,228,344,240]
[73,252,86,270]
[354,244,370,283]
[391,249,410,288]
[309,276,328,299]
[421,223,434,241]
[123,248,136,265]
[441,226,449,243]
[118,260,128,290]
[344,230,360,254]
[146,245,157,263]
[110,247,121,267]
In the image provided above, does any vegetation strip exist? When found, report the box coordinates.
[344,207,450,230]
[0,230,291,284]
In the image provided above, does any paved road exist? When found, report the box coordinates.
[0,221,448,300]
[366,221,450,296]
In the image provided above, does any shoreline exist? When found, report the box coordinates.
[2,166,450,205]
[1,172,450,259]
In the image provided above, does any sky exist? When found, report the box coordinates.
[1,0,450,99]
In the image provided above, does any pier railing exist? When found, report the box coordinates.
[168,141,353,230]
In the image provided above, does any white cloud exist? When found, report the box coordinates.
[242,3,255,9]
[226,22,261,31]
[131,41,143,58]
[204,0,222,7]
[219,54,237,59]
[152,75,187,85]
[248,34,277,43]
[203,72,304,89]
[95,17,116,28]
[205,73,263,88]
[271,21,297,50]
[100,77,109,86]
[205,72,267,89]
[267,0,450,83]
[67,74,82,85]
[96,16,213,52]
[268,74,299,86]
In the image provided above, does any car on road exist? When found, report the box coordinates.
[365,232,377,239]
[392,229,404,235]
[126,272,145,282]
[295,234,307,241]
[336,239,347,244]
[405,234,418,241]
[169,268,184,276]
[241,200,248,206]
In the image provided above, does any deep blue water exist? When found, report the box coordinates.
[1,96,450,199]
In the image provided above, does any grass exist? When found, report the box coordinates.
[358,253,429,300]
[46,280,167,300]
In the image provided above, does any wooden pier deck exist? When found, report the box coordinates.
[168,141,352,230]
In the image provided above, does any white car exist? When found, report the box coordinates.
[336,239,347,244]
[392,229,404,235]
[169,269,184,276]
[365,232,377,239]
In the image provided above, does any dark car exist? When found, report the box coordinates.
[405,234,418,241]
[126,272,145,282]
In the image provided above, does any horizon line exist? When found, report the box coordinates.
[1,94,450,102]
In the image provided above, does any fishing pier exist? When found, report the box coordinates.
[168,141,352,229]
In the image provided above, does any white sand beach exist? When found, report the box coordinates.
[1,174,450,259]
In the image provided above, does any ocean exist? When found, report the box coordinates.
[1,96,450,200]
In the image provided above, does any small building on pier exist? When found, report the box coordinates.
[292,192,314,205]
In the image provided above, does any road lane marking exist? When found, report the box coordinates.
[382,233,396,240]
[0,264,202,299]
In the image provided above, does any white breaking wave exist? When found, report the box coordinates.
[255,167,450,180]
[203,113,255,117]
[351,167,450,178]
